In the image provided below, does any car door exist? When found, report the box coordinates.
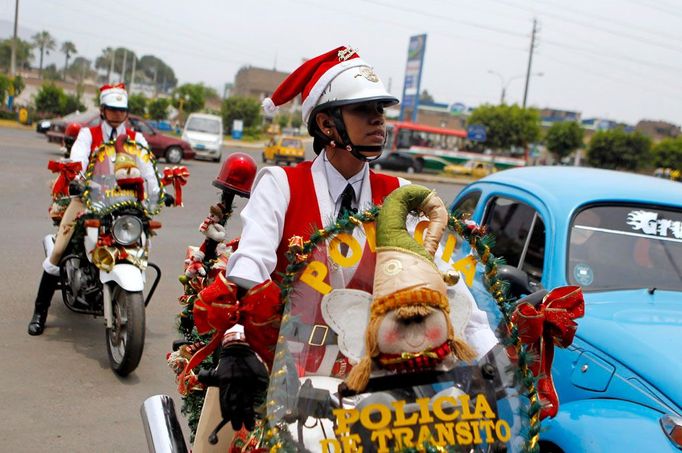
[128,117,159,155]
[452,187,547,296]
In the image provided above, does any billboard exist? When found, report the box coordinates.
[399,34,427,122]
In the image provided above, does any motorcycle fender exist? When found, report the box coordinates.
[541,399,675,452]
[100,263,145,292]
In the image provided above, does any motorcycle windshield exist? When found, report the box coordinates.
[265,215,529,452]
[83,142,161,215]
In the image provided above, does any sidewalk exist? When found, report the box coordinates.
[0,119,33,130]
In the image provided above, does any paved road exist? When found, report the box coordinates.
[0,127,464,452]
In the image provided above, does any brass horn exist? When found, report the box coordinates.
[92,246,118,272]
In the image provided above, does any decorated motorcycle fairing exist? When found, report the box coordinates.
[260,205,537,452]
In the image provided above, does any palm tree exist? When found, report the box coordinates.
[31,31,56,77]
[61,41,77,80]
[95,47,115,83]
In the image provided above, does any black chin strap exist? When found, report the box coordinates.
[329,108,383,162]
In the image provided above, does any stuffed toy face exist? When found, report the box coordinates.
[115,166,141,180]
[376,305,449,355]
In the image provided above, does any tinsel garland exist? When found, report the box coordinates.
[261,208,542,453]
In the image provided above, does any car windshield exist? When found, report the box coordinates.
[567,205,682,292]
[186,117,221,134]
[281,138,301,148]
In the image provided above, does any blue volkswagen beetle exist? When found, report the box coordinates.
[450,166,682,452]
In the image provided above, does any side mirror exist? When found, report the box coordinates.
[496,264,543,299]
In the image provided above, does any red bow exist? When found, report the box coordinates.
[512,286,585,419]
[162,166,189,206]
[48,160,82,197]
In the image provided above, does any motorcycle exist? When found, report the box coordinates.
[44,137,176,376]
[141,188,582,452]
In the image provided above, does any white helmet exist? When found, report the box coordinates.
[99,83,128,110]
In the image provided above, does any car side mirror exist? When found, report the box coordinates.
[496,264,543,299]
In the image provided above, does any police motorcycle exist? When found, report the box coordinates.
[45,136,173,376]
[142,185,584,452]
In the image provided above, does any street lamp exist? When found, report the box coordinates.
[488,70,543,105]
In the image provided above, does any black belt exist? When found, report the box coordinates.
[290,322,338,346]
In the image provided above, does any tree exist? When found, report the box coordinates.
[31,31,56,77]
[42,63,61,81]
[147,97,170,120]
[61,41,77,80]
[171,83,208,114]
[138,55,178,93]
[34,83,65,115]
[221,96,262,133]
[545,121,584,162]
[420,89,434,103]
[68,56,95,82]
[652,137,682,170]
[466,104,541,151]
[95,47,116,83]
[587,129,652,171]
[127,93,147,116]
[62,93,85,114]
[276,113,289,129]
[0,38,33,71]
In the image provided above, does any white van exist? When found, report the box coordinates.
[182,113,224,162]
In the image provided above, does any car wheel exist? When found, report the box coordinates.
[406,166,415,174]
[373,163,382,170]
[165,146,183,164]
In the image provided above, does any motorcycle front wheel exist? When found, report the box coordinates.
[106,285,145,376]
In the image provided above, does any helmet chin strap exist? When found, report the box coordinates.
[330,108,384,162]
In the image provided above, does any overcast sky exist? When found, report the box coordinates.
[2,0,681,125]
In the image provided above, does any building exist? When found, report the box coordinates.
[635,119,681,142]
[400,101,467,130]
[539,108,581,126]
[232,66,290,101]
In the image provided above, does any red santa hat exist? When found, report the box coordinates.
[262,46,397,129]
[100,83,128,110]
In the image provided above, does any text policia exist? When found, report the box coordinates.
[300,220,478,295]
[323,393,511,452]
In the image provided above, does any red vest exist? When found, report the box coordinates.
[273,161,400,375]
[89,125,136,153]
[273,160,400,281]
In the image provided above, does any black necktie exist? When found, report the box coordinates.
[109,128,117,141]
[338,183,356,220]
[338,184,356,256]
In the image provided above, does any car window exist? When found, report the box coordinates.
[483,197,545,281]
[129,118,154,135]
[451,190,481,217]
[186,117,221,134]
[281,138,302,148]
[87,117,101,127]
[568,204,682,291]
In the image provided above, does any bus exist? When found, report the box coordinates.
[384,121,526,172]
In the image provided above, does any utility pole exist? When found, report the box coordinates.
[130,57,136,93]
[9,0,19,78]
[522,18,538,109]
[121,49,127,84]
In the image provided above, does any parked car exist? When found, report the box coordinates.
[370,151,424,173]
[449,166,682,453]
[262,135,305,165]
[182,113,223,162]
[443,159,496,178]
[47,113,195,164]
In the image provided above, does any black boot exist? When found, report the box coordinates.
[28,272,59,336]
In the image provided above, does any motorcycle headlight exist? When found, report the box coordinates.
[112,215,143,246]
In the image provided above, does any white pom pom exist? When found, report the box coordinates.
[262,97,278,114]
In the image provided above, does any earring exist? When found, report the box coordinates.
[326,130,332,135]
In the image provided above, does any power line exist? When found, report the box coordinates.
[488,0,682,54]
